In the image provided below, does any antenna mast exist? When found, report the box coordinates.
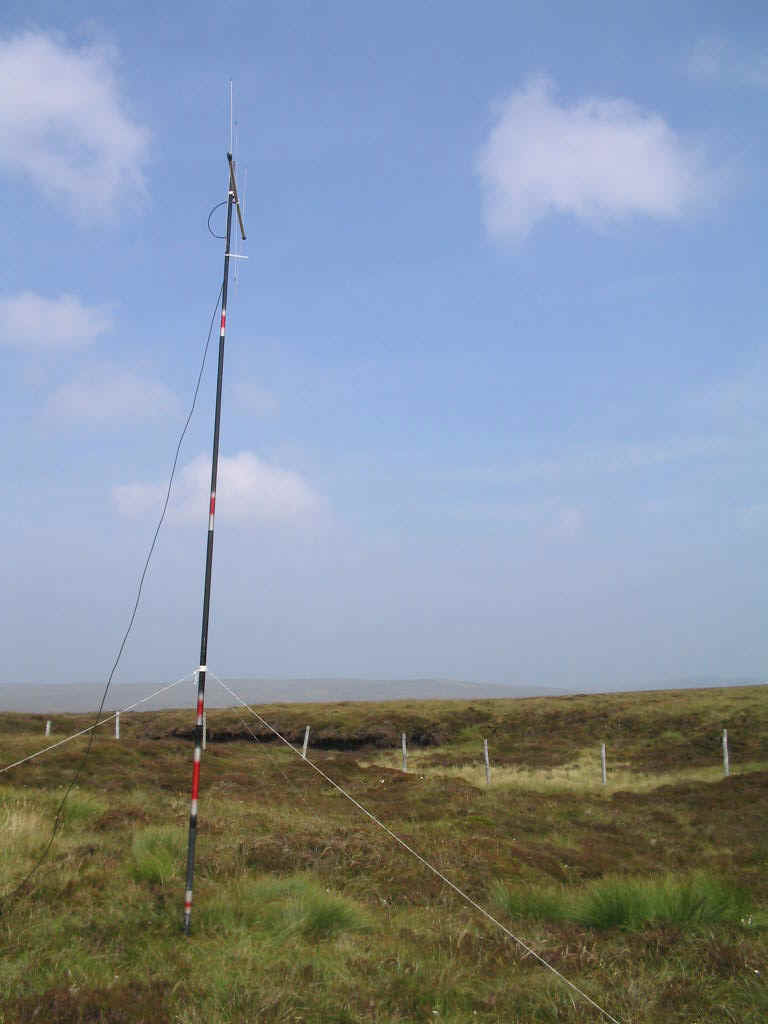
[183,143,246,935]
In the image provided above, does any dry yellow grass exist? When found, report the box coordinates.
[359,747,765,793]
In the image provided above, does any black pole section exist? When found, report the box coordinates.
[183,153,243,935]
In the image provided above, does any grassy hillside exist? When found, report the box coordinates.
[1,685,766,1022]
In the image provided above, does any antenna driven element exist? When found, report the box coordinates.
[182,145,246,935]
[228,79,233,155]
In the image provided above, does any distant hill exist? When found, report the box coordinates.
[0,677,573,713]
[0,674,763,713]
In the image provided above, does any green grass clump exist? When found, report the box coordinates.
[285,879,369,940]
[130,825,185,886]
[488,880,569,922]
[200,874,370,941]
[649,874,751,926]
[57,789,107,825]
[576,877,654,929]
[493,872,752,931]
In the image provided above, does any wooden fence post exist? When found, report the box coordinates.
[115,711,120,740]
[483,738,491,785]
[401,732,407,773]
[45,720,51,737]
[722,728,730,777]
[302,725,310,759]
[601,743,607,785]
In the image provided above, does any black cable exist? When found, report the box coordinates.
[207,201,227,239]
[0,283,223,913]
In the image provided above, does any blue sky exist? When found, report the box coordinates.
[1,3,767,690]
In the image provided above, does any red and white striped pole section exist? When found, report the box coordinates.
[183,152,245,935]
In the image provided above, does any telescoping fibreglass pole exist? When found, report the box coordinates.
[183,152,246,935]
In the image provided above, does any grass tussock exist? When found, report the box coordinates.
[0,786,108,892]
[130,825,185,886]
[0,791,49,890]
[0,790,46,840]
[56,788,108,824]
[492,872,753,930]
[198,874,370,941]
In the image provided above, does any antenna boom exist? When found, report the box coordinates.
[228,153,247,241]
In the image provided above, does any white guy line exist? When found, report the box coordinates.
[210,671,622,1024]
[0,671,196,775]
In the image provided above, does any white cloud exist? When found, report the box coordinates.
[0,31,148,217]
[477,75,710,237]
[48,362,178,422]
[688,36,768,88]
[114,451,323,525]
[0,291,112,350]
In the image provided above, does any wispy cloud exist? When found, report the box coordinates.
[425,435,744,492]
[477,75,712,238]
[114,451,323,525]
[0,291,112,349]
[48,362,178,423]
[0,31,149,218]
[449,498,586,538]
[515,436,734,482]
[688,36,768,88]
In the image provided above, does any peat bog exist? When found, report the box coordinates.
[1,685,766,1022]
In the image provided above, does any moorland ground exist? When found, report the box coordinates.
[1,685,767,1023]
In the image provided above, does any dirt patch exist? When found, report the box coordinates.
[7,981,170,1024]
[171,723,448,750]
[612,769,768,810]
[94,807,149,831]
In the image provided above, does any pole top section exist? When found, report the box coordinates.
[227,152,246,242]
